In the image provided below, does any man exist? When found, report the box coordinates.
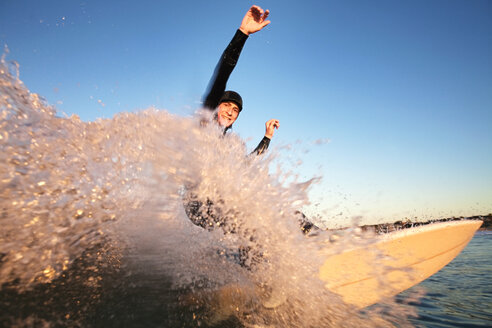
[187,5,318,238]
[202,5,279,155]
[185,6,281,265]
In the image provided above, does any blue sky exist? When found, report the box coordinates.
[1,0,491,225]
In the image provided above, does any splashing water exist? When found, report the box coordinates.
[0,58,416,327]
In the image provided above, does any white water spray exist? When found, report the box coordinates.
[0,58,415,327]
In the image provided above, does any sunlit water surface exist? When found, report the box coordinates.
[398,231,492,327]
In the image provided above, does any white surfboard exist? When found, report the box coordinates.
[319,220,482,308]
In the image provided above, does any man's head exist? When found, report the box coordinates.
[217,91,242,127]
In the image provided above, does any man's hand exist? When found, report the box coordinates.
[239,5,271,36]
[264,119,280,139]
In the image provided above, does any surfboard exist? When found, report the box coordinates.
[319,219,483,308]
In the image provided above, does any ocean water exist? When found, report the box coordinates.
[1,57,489,328]
[401,231,492,327]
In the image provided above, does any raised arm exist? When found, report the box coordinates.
[203,5,271,110]
[252,119,279,155]
[203,30,248,110]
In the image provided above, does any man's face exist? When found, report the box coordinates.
[217,101,240,127]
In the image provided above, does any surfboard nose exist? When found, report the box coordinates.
[319,220,483,308]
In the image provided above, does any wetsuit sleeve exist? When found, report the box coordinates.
[252,136,270,155]
[203,30,249,110]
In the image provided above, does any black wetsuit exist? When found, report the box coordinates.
[186,29,270,233]
[184,30,274,268]
[203,29,270,155]
[185,30,316,268]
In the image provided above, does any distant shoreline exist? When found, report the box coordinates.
[469,214,492,231]
[359,214,491,234]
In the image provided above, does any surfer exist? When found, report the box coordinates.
[202,4,279,155]
[186,5,277,229]
[184,5,281,268]
[185,6,316,268]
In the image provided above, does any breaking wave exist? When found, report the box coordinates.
[0,57,415,327]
